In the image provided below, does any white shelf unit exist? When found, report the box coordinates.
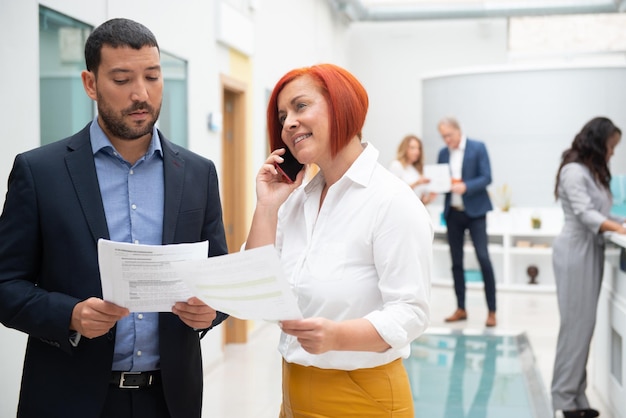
[429,206,562,292]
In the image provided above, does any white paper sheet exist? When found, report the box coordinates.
[98,239,208,312]
[423,163,451,193]
[174,245,303,321]
[98,239,302,321]
[608,231,626,248]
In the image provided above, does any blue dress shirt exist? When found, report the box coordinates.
[90,119,164,372]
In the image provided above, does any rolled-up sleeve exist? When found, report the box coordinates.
[366,189,432,348]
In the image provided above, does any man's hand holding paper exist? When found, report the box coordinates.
[172,296,218,329]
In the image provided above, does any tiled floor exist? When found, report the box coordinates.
[201,285,614,418]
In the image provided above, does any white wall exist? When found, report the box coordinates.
[421,64,626,208]
[0,1,40,202]
[347,18,509,169]
[0,2,41,415]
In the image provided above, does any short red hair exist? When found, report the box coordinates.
[266,63,369,158]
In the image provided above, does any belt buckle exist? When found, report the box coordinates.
[118,371,142,389]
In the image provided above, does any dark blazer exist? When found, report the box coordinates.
[438,138,493,219]
[0,123,228,418]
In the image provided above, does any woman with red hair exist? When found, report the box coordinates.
[246,63,432,417]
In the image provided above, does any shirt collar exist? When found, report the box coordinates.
[304,142,379,193]
[458,135,467,151]
[89,118,163,158]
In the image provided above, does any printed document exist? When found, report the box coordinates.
[174,245,303,321]
[98,239,207,312]
[98,239,302,320]
[423,163,451,193]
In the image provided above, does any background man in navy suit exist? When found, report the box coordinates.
[437,117,497,328]
[0,18,228,418]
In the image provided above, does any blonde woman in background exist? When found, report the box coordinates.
[389,134,435,204]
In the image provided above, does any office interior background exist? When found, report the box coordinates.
[1,0,626,416]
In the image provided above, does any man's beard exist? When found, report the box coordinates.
[97,94,161,140]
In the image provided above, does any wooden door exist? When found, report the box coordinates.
[220,76,248,343]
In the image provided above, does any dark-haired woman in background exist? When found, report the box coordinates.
[551,117,625,418]
[246,63,432,417]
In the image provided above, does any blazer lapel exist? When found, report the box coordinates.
[65,129,110,244]
[461,139,474,179]
[161,134,185,245]
[440,148,450,164]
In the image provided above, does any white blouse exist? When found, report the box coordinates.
[276,143,432,370]
[388,159,429,199]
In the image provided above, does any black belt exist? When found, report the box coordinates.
[110,371,161,389]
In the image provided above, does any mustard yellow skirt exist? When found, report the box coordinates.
[279,358,414,418]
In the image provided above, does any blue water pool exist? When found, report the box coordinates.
[404,329,551,418]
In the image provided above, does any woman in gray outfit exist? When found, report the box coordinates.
[551,117,624,418]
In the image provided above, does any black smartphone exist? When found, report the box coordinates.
[274,147,304,184]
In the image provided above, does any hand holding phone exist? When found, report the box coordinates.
[274,147,304,183]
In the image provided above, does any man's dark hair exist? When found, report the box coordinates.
[84,18,159,73]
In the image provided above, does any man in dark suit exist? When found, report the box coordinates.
[0,18,228,418]
[437,117,497,327]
